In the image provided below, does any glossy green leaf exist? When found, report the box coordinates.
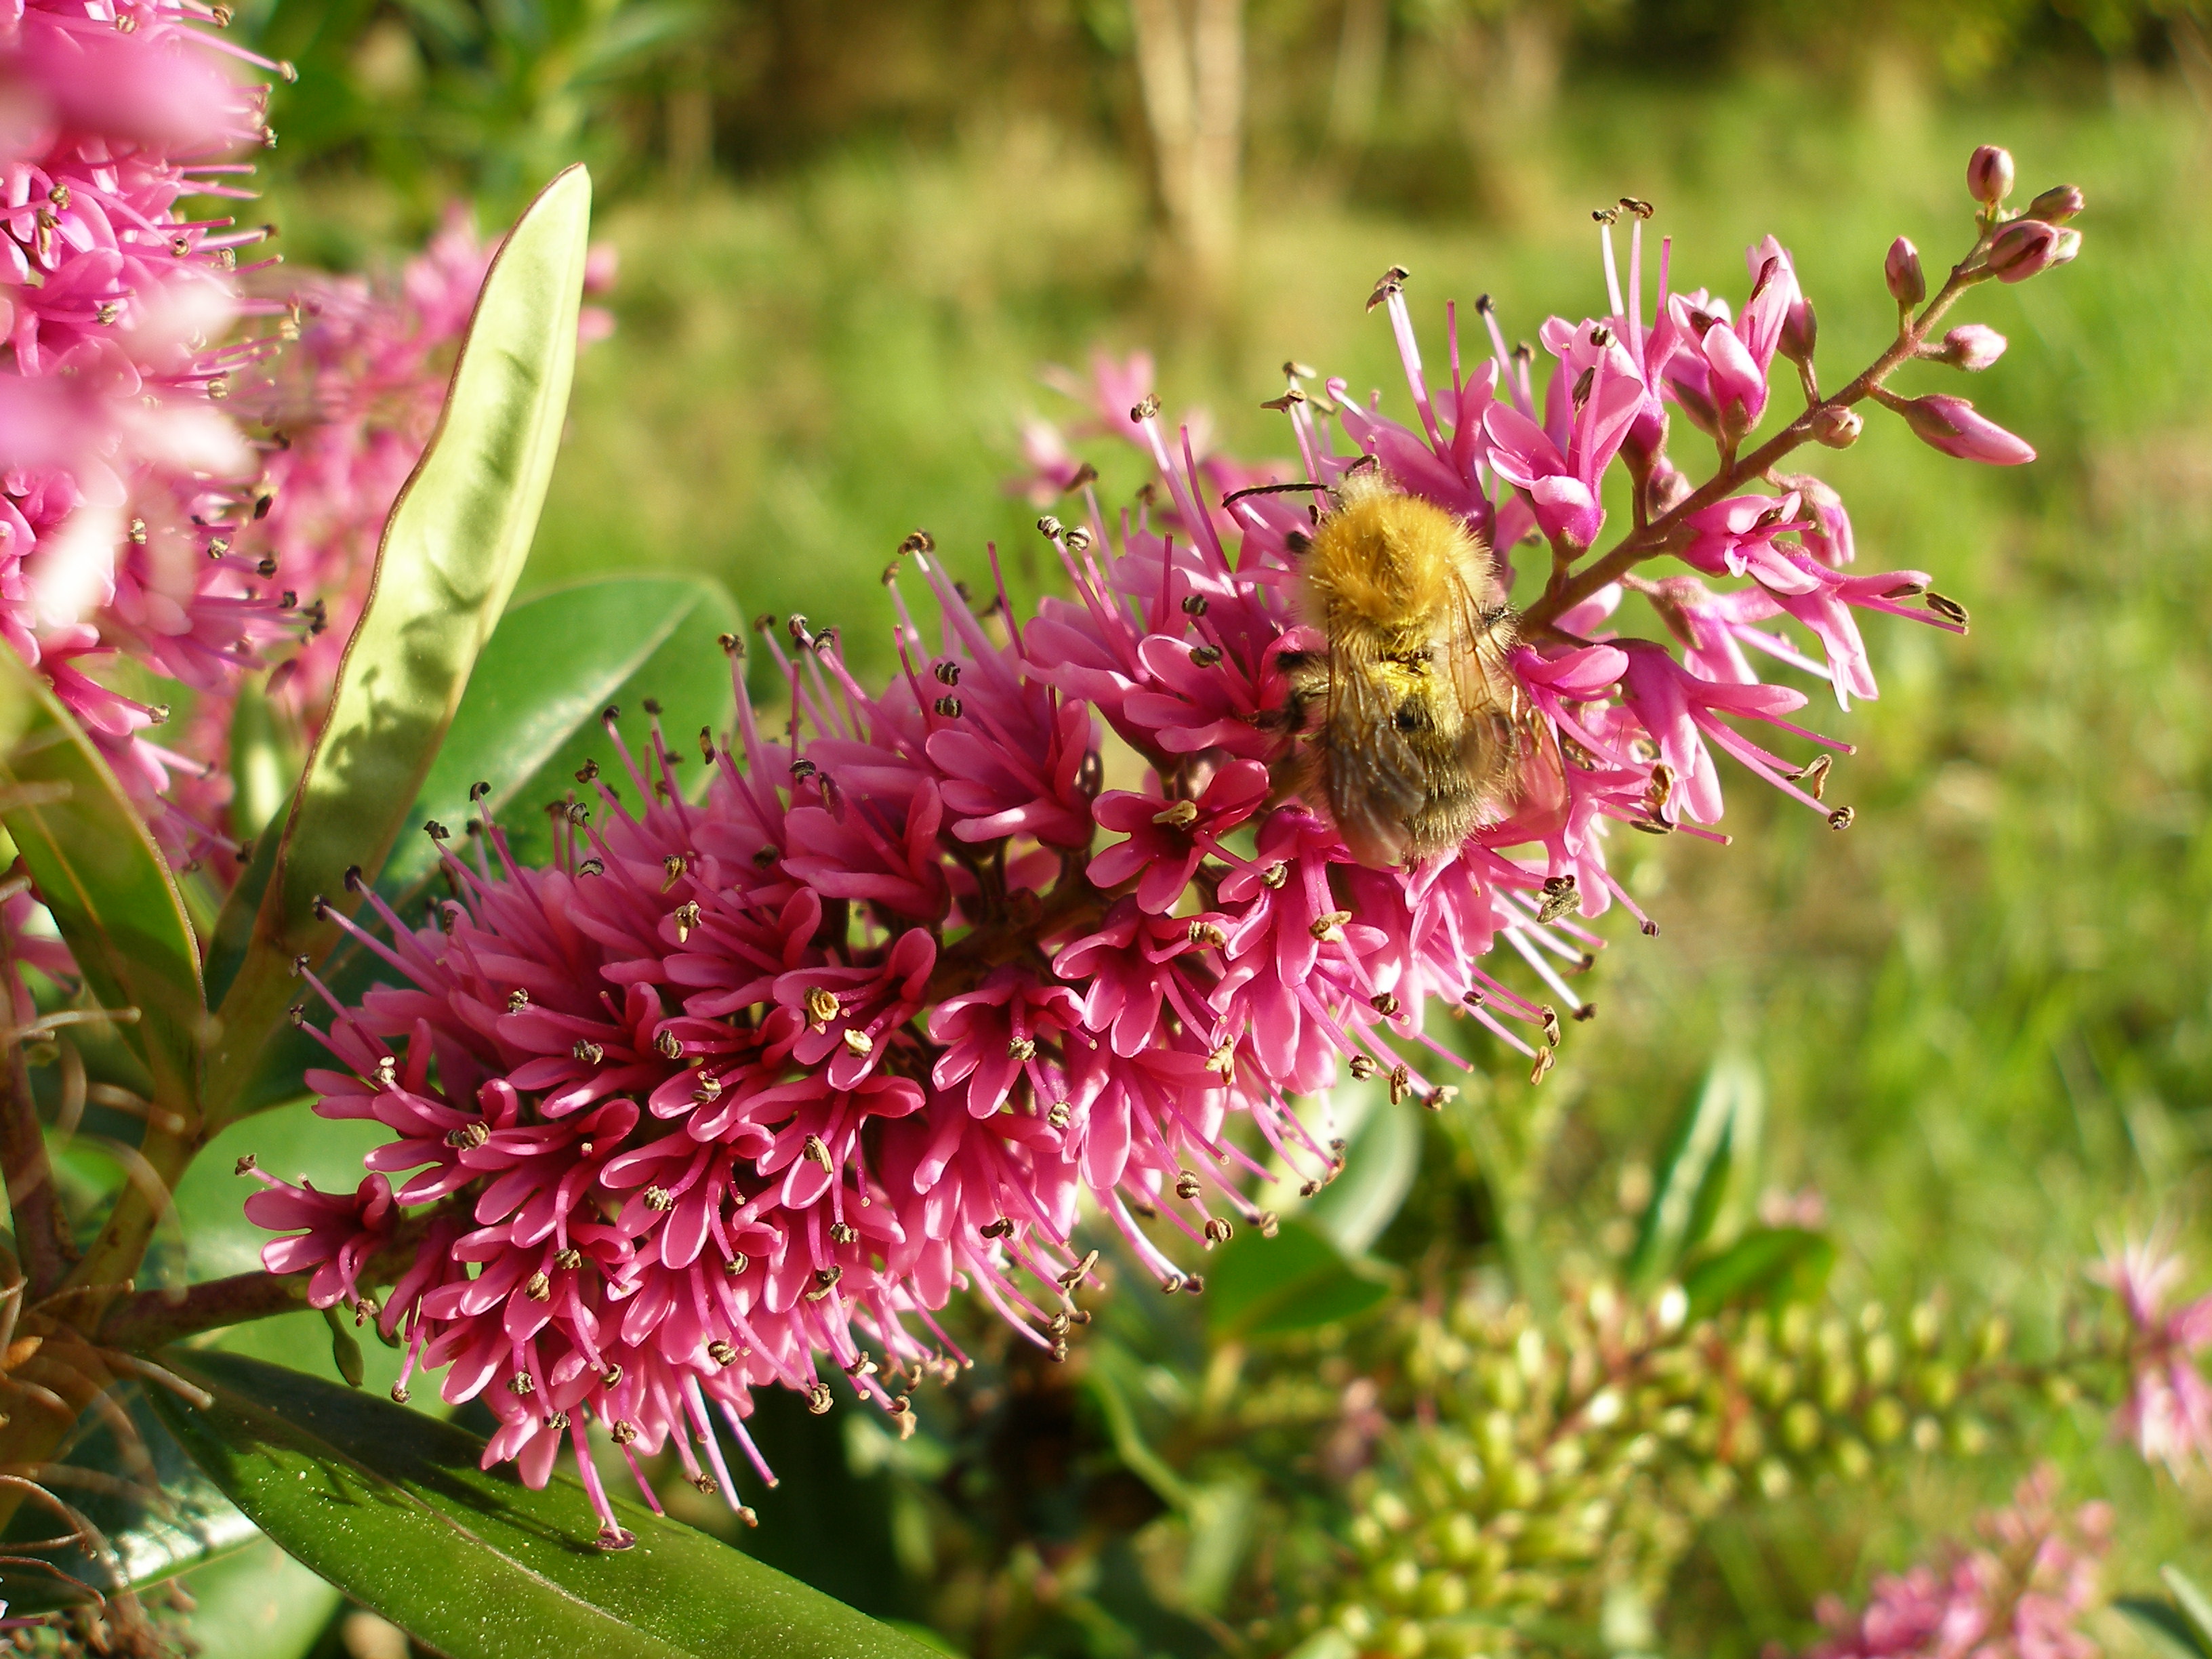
[0,650,202,1099]
[201,165,593,1122]
[1679,1227,1837,1321]
[1629,1051,1763,1286]
[1204,1218,1395,1338]
[0,1385,255,1614]
[385,572,739,886]
[150,1351,939,1659]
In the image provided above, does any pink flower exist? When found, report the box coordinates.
[2093,1234,2212,1473]
[244,1168,396,1311]
[1798,1467,2108,1659]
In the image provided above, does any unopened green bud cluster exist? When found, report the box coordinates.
[1246,1279,2031,1658]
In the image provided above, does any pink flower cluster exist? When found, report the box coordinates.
[2095,1234,2212,1474]
[253,188,2062,1539]
[0,0,292,807]
[1797,1467,2108,1659]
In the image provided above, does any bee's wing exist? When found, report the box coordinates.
[1444,583,1522,783]
[1319,648,1427,867]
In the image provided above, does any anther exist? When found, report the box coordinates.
[655,1029,684,1060]
[373,1054,398,1087]
[1181,594,1208,616]
[708,1339,739,1367]
[1365,264,1410,311]
[1153,799,1199,829]
[1310,909,1353,941]
[725,1254,750,1275]
[1174,1170,1202,1200]
[829,1221,859,1245]
[933,659,962,686]
[1058,1249,1100,1290]
[1047,1101,1071,1130]
[673,901,701,943]
[508,1372,535,1396]
[803,1134,833,1169]
[1191,644,1223,667]
[1538,874,1578,923]
[842,1028,874,1056]
[979,1217,1013,1240]
[575,758,600,783]
[1795,754,1832,800]
[934,695,962,718]
[1036,515,1063,540]
[1261,863,1288,888]
[1370,991,1401,1017]
[525,1271,551,1301]
[642,1186,674,1211]
[572,1040,604,1065]
[577,858,605,877]
[1348,1054,1377,1081]
[1006,1036,1036,1062]
[1063,525,1092,552]
[611,1420,639,1444]
[556,1247,584,1270]
[424,819,450,841]
[1827,805,1856,830]
[1388,1065,1410,1105]
[1130,394,1162,422]
[1188,920,1227,949]
[507,989,530,1012]
[806,1384,834,1414]
[234,1154,258,1176]
[1204,1218,1233,1245]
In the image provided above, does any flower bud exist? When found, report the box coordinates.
[1887,392,2036,465]
[1986,218,2069,283]
[1781,1399,1824,1453]
[1938,323,2007,371]
[1885,237,1925,308]
[1811,405,1862,449]
[1967,144,2014,207]
[1780,293,1817,364]
[1863,1395,1907,1445]
[2028,182,2085,223]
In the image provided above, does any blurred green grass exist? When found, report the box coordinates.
[350,58,2211,1638]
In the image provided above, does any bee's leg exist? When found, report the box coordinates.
[1265,739,1320,815]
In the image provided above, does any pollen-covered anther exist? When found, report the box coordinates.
[525,1271,551,1302]
[1036,515,1063,540]
[934,695,962,718]
[1347,1054,1378,1081]
[1058,1248,1101,1290]
[708,1339,739,1367]
[508,1372,535,1396]
[445,1120,491,1149]
[802,1134,833,1169]
[1063,525,1092,552]
[1795,754,1832,800]
[1174,1170,1202,1201]
[372,1055,398,1088]
[1131,392,1162,422]
[610,1419,639,1444]
[724,1253,750,1276]
[672,901,702,943]
[1204,1218,1233,1246]
[1188,920,1227,949]
[693,1073,724,1104]
[577,858,605,877]
[1006,1036,1036,1062]
[1180,593,1209,617]
[1424,1085,1460,1111]
[841,1027,874,1057]
[1310,909,1353,941]
[571,1040,604,1065]
[234,1154,258,1176]
[1828,805,1856,830]
[654,1029,684,1060]
[1387,1065,1410,1105]
[642,1186,674,1212]
[1261,863,1289,888]
[1151,799,1199,829]
[829,1221,859,1245]
[556,1247,584,1270]
[1206,1041,1235,1078]
[661,854,687,892]
[1047,1100,1072,1130]
[1540,1006,1562,1045]
[805,1383,834,1415]
[506,989,530,1012]
[1258,1211,1281,1238]
[1370,991,1401,1017]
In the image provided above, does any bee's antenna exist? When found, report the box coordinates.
[1221,480,1332,508]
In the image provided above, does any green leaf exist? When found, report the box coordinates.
[0,1385,255,1614]
[1679,1227,1837,1321]
[2166,1568,2212,1648]
[1302,1084,1419,1257]
[0,650,203,1100]
[1204,1218,1394,1338]
[385,572,740,887]
[175,1538,343,1659]
[201,165,593,1122]
[2119,1595,2212,1659]
[1628,1050,1763,1286]
[149,1350,939,1659]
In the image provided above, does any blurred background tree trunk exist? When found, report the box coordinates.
[1128,0,1246,306]
[1427,2,1563,227]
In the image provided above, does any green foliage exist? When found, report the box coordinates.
[150,1351,942,1659]
[0,653,205,1104]
[203,163,592,1125]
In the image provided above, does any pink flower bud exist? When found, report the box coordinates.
[2027,183,2085,224]
[1890,393,2034,465]
[1780,294,1817,365]
[1967,144,2015,207]
[1939,324,2007,371]
[1811,405,1862,449]
[1986,218,2074,283]
[1885,237,1925,308]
